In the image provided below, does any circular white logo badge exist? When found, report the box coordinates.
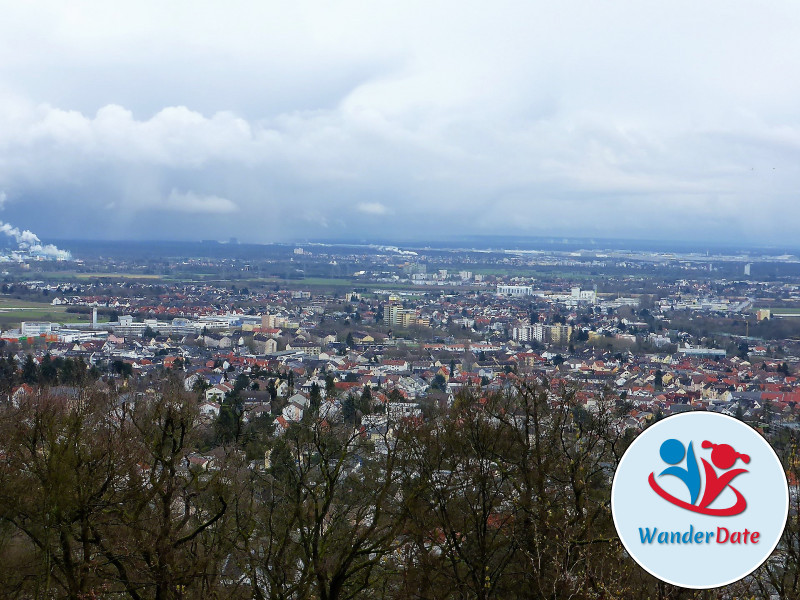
[612,412,788,589]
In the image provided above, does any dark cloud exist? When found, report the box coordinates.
[0,1,799,244]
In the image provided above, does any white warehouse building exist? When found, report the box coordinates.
[497,285,533,297]
[21,322,54,336]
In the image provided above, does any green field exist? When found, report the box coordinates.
[24,268,486,291]
[34,271,164,280]
[74,272,163,280]
[441,262,643,281]
[0,298,97,328]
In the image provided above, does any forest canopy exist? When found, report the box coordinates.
[0,377,797,599]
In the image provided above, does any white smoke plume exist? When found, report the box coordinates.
[0,220,72,260]
[0,191,71,260]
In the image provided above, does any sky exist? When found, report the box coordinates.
[1,1,799,246]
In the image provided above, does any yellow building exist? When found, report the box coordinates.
[549,324,573,345]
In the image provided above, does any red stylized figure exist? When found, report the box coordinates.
[648,439,750,516]
[697,441,749,510]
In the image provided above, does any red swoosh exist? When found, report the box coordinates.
[648,472,747,516]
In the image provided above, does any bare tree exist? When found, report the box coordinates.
[234,419,410,600]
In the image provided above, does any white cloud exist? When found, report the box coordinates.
[164,190,239,214]
[356,202,391,215]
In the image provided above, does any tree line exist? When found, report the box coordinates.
[0,353,98,394]
[0,377,798,599]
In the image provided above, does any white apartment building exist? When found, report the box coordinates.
[512,323,546,342]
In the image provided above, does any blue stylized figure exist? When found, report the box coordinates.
[658,439,701,505]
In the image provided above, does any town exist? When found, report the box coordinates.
[3,240,800,432]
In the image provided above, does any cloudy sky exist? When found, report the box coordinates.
[1,1,799,246]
